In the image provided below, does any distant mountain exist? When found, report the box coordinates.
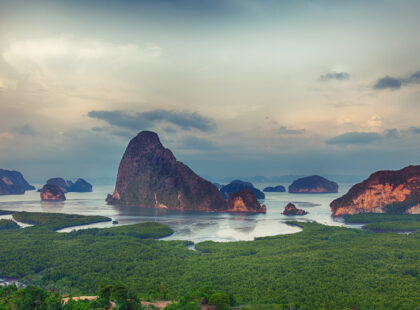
[331,165,420,216]
[263,185,286,192]
[288,175,338,193]
[107,131,262,213]
[0,169,35,195]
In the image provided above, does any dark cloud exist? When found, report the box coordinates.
[16,124,38,136]
[320,72,350,81]
[277,126,305,135]
[91,127,105,132]
[384,128,399,138]
[373,76,402,90]
[373,70,420,90]
[325,132,382,145]
[409,126,420,134]
[88,109,216,132]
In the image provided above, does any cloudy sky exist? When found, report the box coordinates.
[0,0,419,183]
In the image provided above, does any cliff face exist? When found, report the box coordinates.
[40,184,66,201]
[0,169,35,195]
[227,189,266,213]
[288,175,338,193]
[107,131,231,212]
[330,165,420,216]
[220,180,265,199]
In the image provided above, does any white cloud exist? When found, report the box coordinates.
[2,36,161,89]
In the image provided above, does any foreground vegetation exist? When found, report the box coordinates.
[0,212,419,308]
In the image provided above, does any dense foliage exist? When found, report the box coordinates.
[0,219,19,231]
[12,212,111,230]
[344,213,420,232]
[0,212,419,308]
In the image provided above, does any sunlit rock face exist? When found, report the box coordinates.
[282,203,308,215]
[288,175,338,193]
[0,169,35,195]
[40,184,66,201]
[227,189,266,213]
[330,165,420,216]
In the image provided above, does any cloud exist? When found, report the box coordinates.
[325,132,383,145]
[409,126,420,134]
[384,128,399,138]
[277,126,305,135]
[367,114,382,128]
[320,72,350,81]
[15,124,39,136]
[88,109,216,132]
[373,76,402,90]
[373,70,420,90]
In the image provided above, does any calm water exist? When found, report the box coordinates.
[0,184,360,243]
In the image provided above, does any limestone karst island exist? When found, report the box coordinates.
[1,1,420,309]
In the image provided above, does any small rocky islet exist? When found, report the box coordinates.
[282,202,308,215]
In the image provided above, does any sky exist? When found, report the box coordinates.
[0,0,419,183]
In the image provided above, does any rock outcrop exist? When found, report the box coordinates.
[330,165,420,216]
[227,189,266,213]
[67,178,93,192]
[0,169,35,195]
[263,185,286,192]
[40,184,66,201]
[288,175,338,193]
[282,202,308,215]
[47,177,70,192]
[107,131,262,213]
[220,180,265,199]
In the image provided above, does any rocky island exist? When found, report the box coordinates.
[227,189,266,213]
[282,202,308,215]
[288,175,338,193]
[263,185,286,192]
[0,169,35,195]
[44,177,93,193]
[40,184,66,201]
[107,131,264,213]
[330,165,420,216]
[220,180,265,199]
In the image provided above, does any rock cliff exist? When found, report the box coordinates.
[67,178,93,192]
[227,189,266,213]
[108,131,264,213]
[40,184,66,201]
[330,165,420,216]
[0,169,35,195]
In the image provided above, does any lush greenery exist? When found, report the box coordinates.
[0,219,19,231]
[0,210,14,216]
[0,282,142,309]
[344,213,420,232]
[12,212,111,230]
[0,212,420,308]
